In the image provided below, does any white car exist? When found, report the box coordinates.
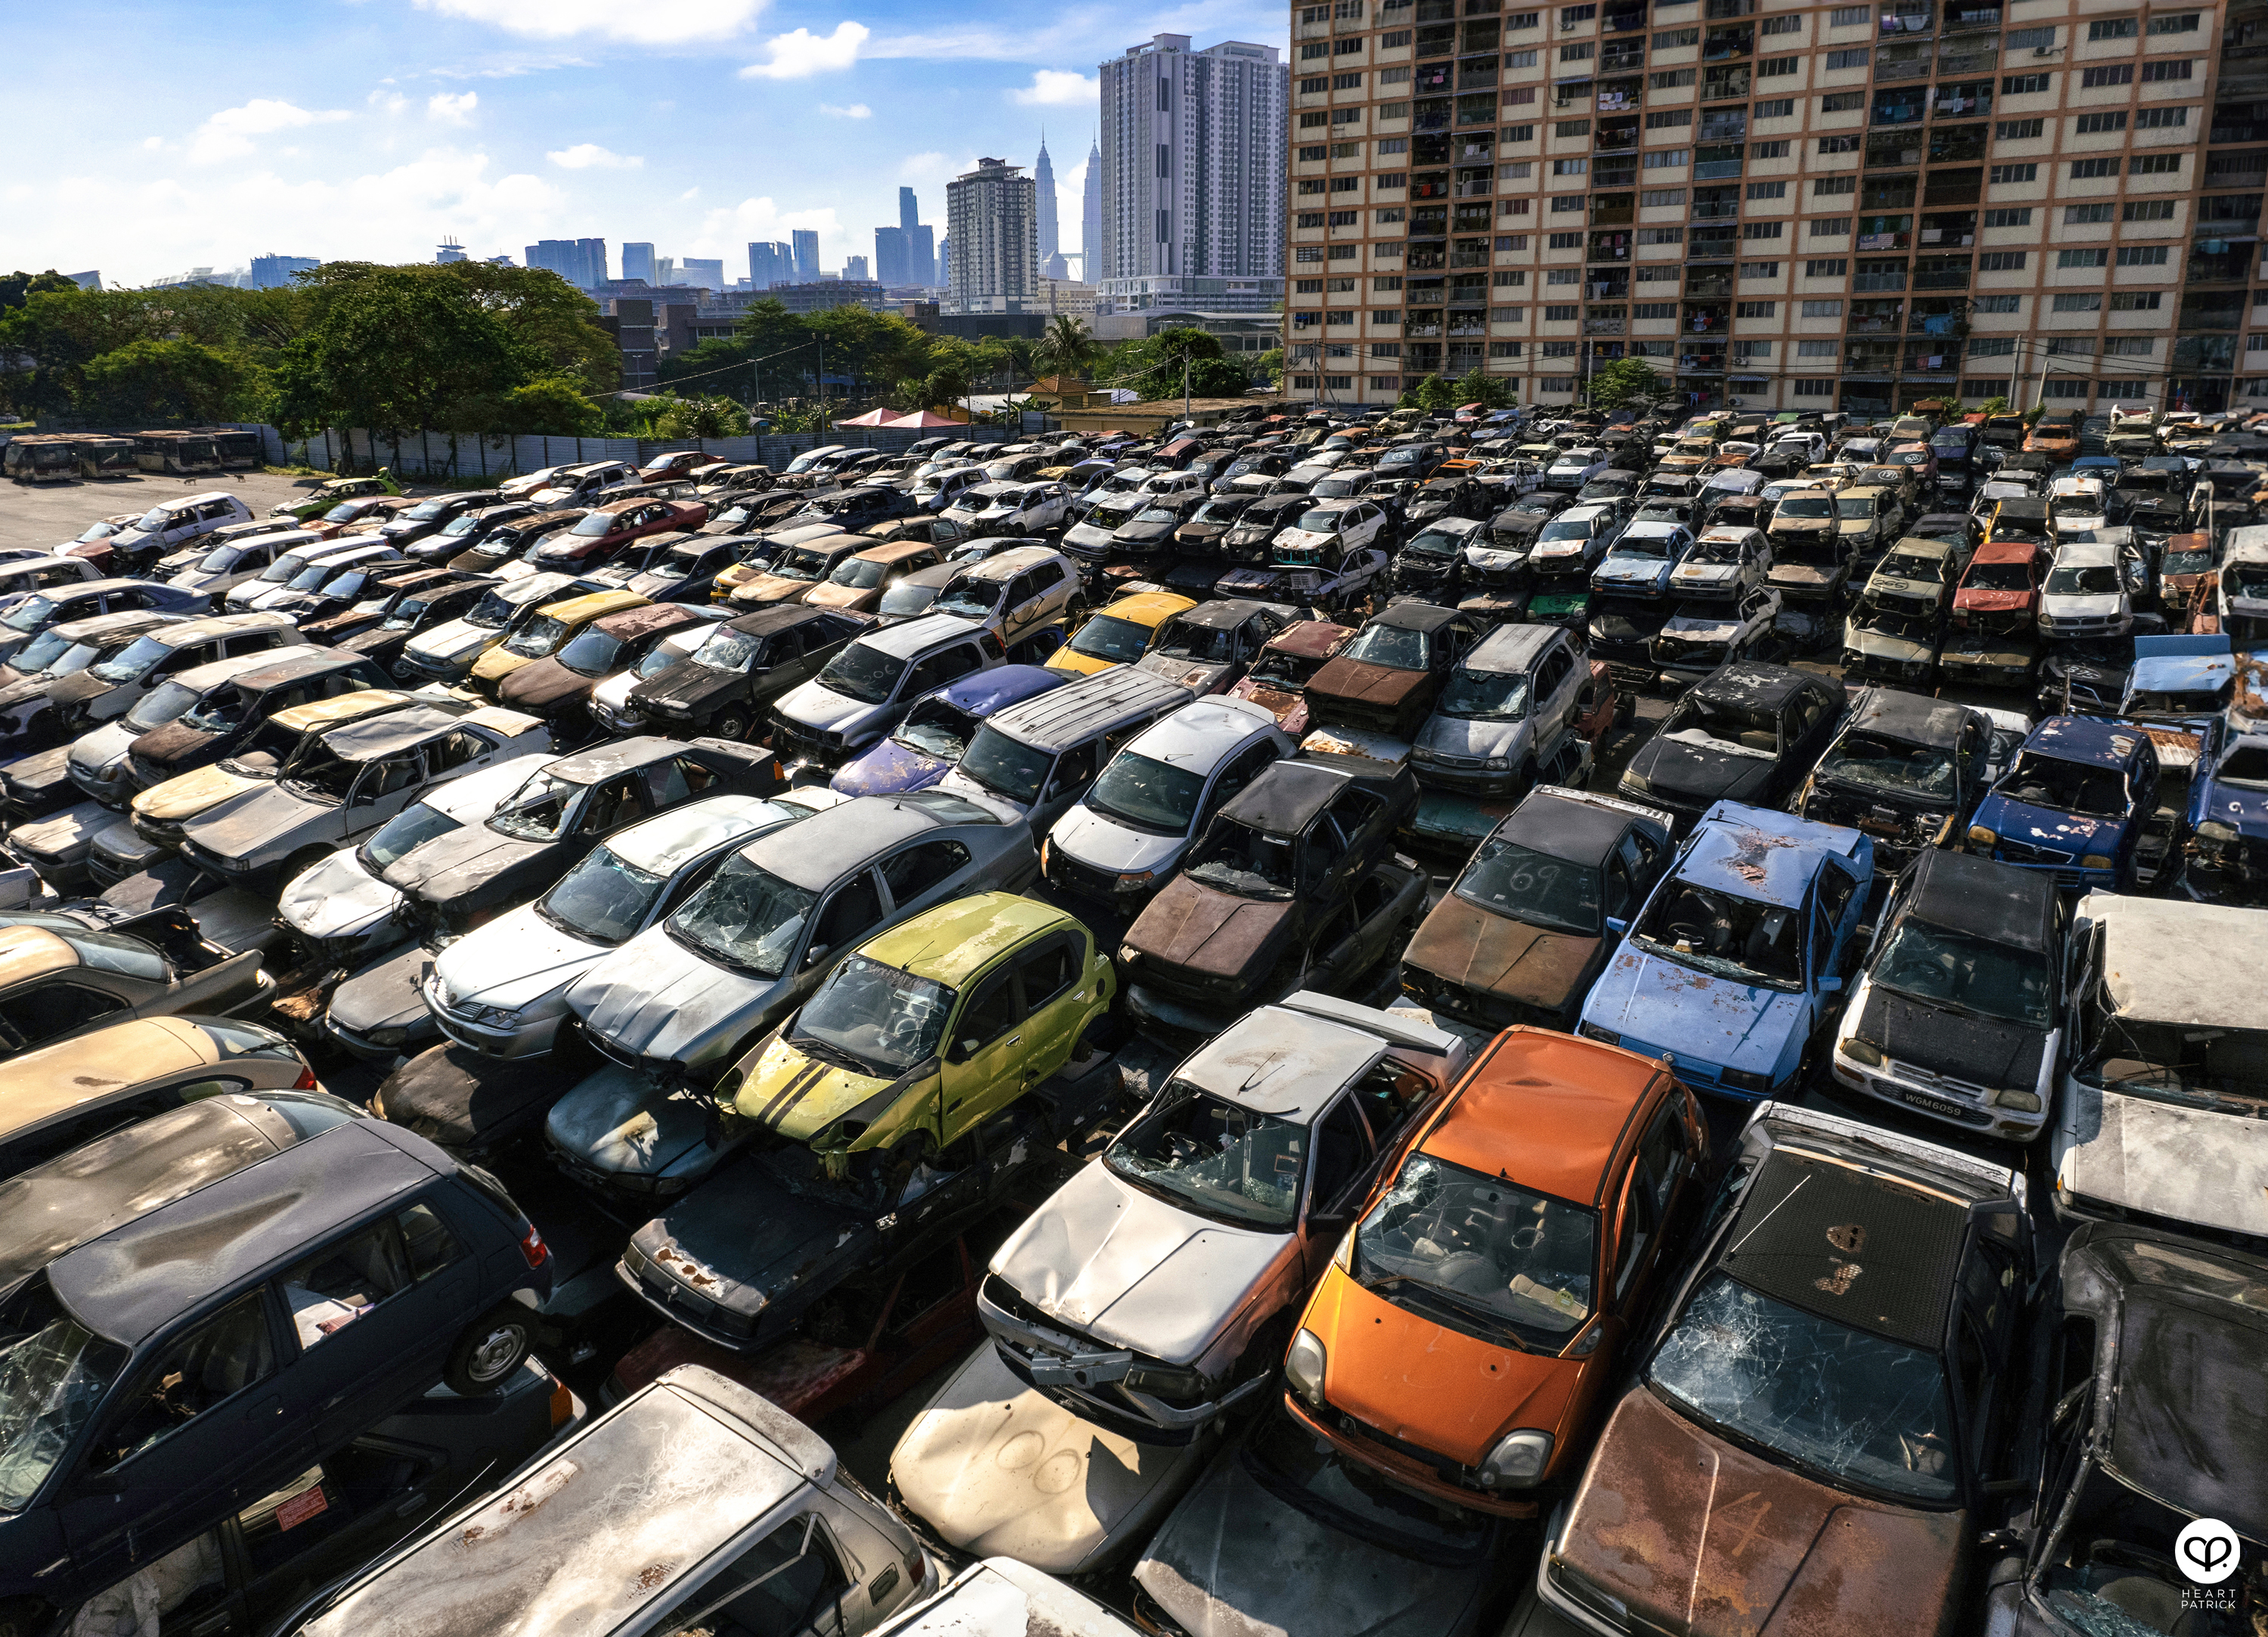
[1671,524,1774,597]
[1544,447,1610,491]
[1770,430,1827,465]
[398,570,585,686]
[166,529,320,603]
[1042,697,1289,909]
[974,481,1072,537]
[2038,540,2139,638]
[2049,475,2110,538]
[107,492,256,563]
[1652,585,1784,685]
[528,460,637,507]
[910,464,988,512]
[1527,501,1625,575]
[1269,497,1392,563]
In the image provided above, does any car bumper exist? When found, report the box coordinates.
[174,838,274,892]
[1283,1394,1543,1519]
[430,1003,566,1060]
[1828,1049,2045,1141]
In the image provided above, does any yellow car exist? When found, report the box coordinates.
[467,588,649,690]
[710,529,860,602]
[1047,591,1196,677]
[721,892,1113,1166]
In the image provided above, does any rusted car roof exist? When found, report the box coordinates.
[591,602,711,640]
[1264,621,1351,659]
[0,926,86,990]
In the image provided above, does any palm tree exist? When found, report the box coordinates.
[1034,314,1097,381]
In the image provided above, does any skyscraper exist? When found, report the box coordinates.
[1098,36,1285,312]
[900,187,921,233]
[909,225,937,287]
[434,240,466,267]
[1036,134,1061,265]
[679,257,723,290]
[791,230,820,284]
[621,242,655,284]
[748,241,790,289]
[250,253,319,288]
[845,256,870,282]
[946,158,1039,312]
[524,238,608,288]
[874,227,910,287]
[1081,135,1101,282]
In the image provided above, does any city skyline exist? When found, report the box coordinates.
[4,0,1287,290]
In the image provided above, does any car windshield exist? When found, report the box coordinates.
[1295,508,1347,534]
[1436,665,1529,721]
[1616,532,1676,560]
[194,545,246,573]
[1538,516,1595,542]
[1339,622,1429,671]
[1352,1153,1597,1348]
[438,512,485,538]
[2163,546,2211,575]
[829,557,890,591]
[1241,1408,1492,1565]
[1892,448,1929,466]
[1185,818,1297,899]
[1690,535,1749,565]
[89,634,173,684]
[1879,552,1944,583]
[1872,913,2050,1027]
[0,595,66,634]
[321,504,360,523]
[1086,752,1208,835]
[361,797,464,870]
[568,513,615,538]
[1247,647,1326,688]
[383,597,436,631]
[816,643,904,706]
[556,627,626,677]
[487,769,586,840]
[2000,750,2128,817]
[78,521,123,542]
[1404,527,1466,557]
[2051,491,2102,517]
[1066,613,1155,665]
[502,613,570,659]
[691,625,767,675]
[892,697,979,761]
[1155,620,1237,664]
[789,955,952,1077]
[1631,875,1805,990]
[2077,1016,2268,1118]
[1134,505,1184,525]
[1650,1273,1957,1503]
[8,628,77,674]
[773,547,836,582]
[1834,498,1879,520]
[0,1277,131,1512]
[2047,563,2121,596]
[2224,563,2268,600]
[932,578,1000,622]
[537,844,666,948]
[1817,731,1957,798]
[1454,836,1601,934]
[1777,496,1834,519]
[462,588,525,630]
[1106,1080,1309,1230]
[956,725,1052,804]
[668,852,815,978]
[1963,560,2032,591]
[124,678,204,733]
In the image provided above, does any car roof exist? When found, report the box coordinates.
[1369,600,1460,632]
[51,1121,442,1345]
[1126,697,1276,768]
[270,689,414,733]
[1694,659,1813,709]
[1098,591,1197,628]
[723,602,848,637]
[593,602,705,640]
[2088,894,2268,1027]
[1495,785,1644,868]
[318,704,482,758]
[931,663,1067,713]
[606,792,797,877]
[2025,714,2143,767]
[151,611,296,646]
[0,1015,229,1139]
[863,891,1074,987]
[986,664,1192,749]
[533,589,647,625]
[167,650,302,692]
[1972,538,2040,563]
[743,793,955,891]
[1464,622,1558,673]
[1177,597,1294,630]
[1427,1030,1662,1206]
[1905,848,2056,953]
[1682,804,1861,909]
[1265,620,1352,657]
[1218,757,1359,835]
[1173,1002,1396,1124]
[1846,687,1974,751]
[857,612,987,659]
[958,544,1061,581]
[52,609,184,643]
[0,925,91,987]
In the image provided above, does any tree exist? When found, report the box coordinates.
[1452,367,1518,410]
[1255,347,1284,387]
[267,266,533,436]
[500,376,606,436]
[1396,374,1459,412]
[1034,314,1098,380]
[1586,357,1663,412]
[79,339,254,424]
[432,262,619,395]
[0,271,79,314]
[1970,394,2010,417]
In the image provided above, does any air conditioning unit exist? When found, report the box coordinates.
[2033,45,2054,55]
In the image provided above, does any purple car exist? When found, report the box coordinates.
[829,663,1070,797]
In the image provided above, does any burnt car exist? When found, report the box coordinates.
[1401,785,1675,1031]
[1792,688,2025,869]
[1120,754,1421,1025]
[1134,598,1303,696]
[445,507,587,575]
[335,574,500,680]
[1173,492,1263,554]
[1225,620,1352,739]
[495,601,722,740]
[1538,1101,2029,1637]
[1616,659,1847,830]
[1303,603,1486,744]
[1220,493,1312,564]
[528,495,710,574]
[116,646,393,797]
[299,566,480,646]
[627,603,867,743]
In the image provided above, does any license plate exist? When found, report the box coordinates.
[1895,1087,1971,1120]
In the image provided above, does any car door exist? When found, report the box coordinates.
[999,571,1043,641]
[341,749,426,840]
[799,867,888,991]
[937,954,1026,1146]
[1808,860,1863,1031]
[1299,1093,1377,1280]
[1535,641,1579,744]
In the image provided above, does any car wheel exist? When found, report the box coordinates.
[711,704,752,742]
[389,656,417,681]
[444,1306,534,1394]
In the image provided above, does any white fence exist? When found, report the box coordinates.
[268,423,1026,480]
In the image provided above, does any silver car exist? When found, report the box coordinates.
[398,571,586,685]
[545,789,1039,1196]
[1408,623,1591,798]
[770,613,1003,766]
[978,994,1470,1435]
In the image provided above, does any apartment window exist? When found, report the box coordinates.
[2087,17,2138,39]
[1545,305,1581,321]
[1299,144,1329,161]
[2136,107,2189,128]
[2116,245,2170,265]
[2047,341,2093,361]
[1793,379,1837,397]
[1377,172,1409,188]
[2058,248,2108,268]
[2105,338,2155,355]
[2131,153,2183,174]
[1975,293,2020,312]
[1561,41,1597,60]
[2076,112,2127,134]
[1754,99,1796,119]
[2052,293,2104,312]
[1498,233,1532,248]
[1739,260,1782,277]
[1303,42,1331,60]
[1748,181,1788,200]
[1820,134,1861,153]
[1510,10,1542,26]
[1646,109,1693,128]
[2006,26,2054,48]
[1489,341,1524,357]
[1297,215,1327,230]
[1300,113,1330,128]
[2110,290,2162,308]
[1325,277,1358,293]
[1510,48,1541,64]
[1762,13,1800,33]
[1325,311,1357,325]
[2149,11,2200,31]
[1552,195,1587,211]
[1644,149,1692,167]
[1831,4,1870,23]
[1561,2,1597,18]
[1794,339,1837,356]
[2062,203,2115,226]
[1810,216,1853,235]
[1298,180,1328,195]
[1301,76,1330,92]
[1990,163,2038,182]
[1554,157,1588,174]
[1978,250,2028,269]
[1494,270,1527,286]
[1331,141,1363,157]
[1742,222,1784,239]
[1548,230,1585,245]
[1734,300,1778,316]
[1654,25,1700,45]
[1376,206,1406,222]
[1295,278,1327,293]
[2002,74,2050,95]
[2140,59,2192,81]
[1812,175,1855,196]
[1641,187,1687,205]
[1652,68,1698,87]
[1379,101,1411,117]
[1805,258,1848,276]
[1326,210,1359,225]
[1330,176,1362,191]
[1752,139,1791,157]
[1328,243,1360,259]
[1822,90,1865,111]
[1981,206,2031,225]
[2071,157,2121,178]
[1498,163,1532,179]
[1801,299,1845,315]
[2080,64,2134,88]
[2041,380,2092,400]
[1995,119,2045,139]
[1373,275,1405,291]
[1637,225,1687,243]
[1333,71,1365,88]
[1502,122,1537,141]
[1335,35,1365,52]
[1382,29,1414,45]
[1634,301,1678,317]
[1968,336,2016,356]
[1547,267,1583,283]
[2123,199,2176,222]
[1540,376,1578,391]
[1758,55,1798,76]
[1825,48,1867,69]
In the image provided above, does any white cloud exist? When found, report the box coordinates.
[1009,70,1095,105]
[869,1,1287,61]
[188,99,350,165]
[818,102,871,118]
[427,91,479,124]
[546,142,642,169]
[141,136,165,151]
[738,20,868,79]
[407,0,767,43]
[689,195,844,269]
[370,89,410,116]
[898,151,976,183]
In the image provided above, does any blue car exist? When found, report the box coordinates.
[2184,712,2268,901]
[1579,800,1873,1099]
[1966,714,2161,891]
[828,662,1069,797]
[1589,519,1696,601]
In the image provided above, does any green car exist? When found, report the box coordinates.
[270,469,400,522]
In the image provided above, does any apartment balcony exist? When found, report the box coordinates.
[1452,178,1494,197]
[1703,66,1752,101]
[2181,293,2248,331]
[1411,177,1451,200]
[1679,354,1730,376]
[1923,166,1983,205]
[1876,44,1932,81]
[1447,316,1489,337]
[1448,247,1492,268]
[1919,211,1977,247]
[1595,164,1639,188]
[1459,59,1501,88]
[1686,272,1737,298]
[1408,247,1448,269]
[1910,297,1969,336]
[1903,347,1960,375]
[1685,303,1731,331]
[1690,235,1740,262]
[2174,335,2240,369]
[1868,132,1926,169]
[1932,83,1991,120]
[1416,24,1457,59]
[1845,343,1902,373]
[1406,318,1446,337]
[2192,238,2260,283]
[1408,207,1450,237]
[1592,199,1637,226]
[1704,0,1755,16]
[1855,260,1910,293]
[1585,317,1629,335]
[1597,77,1642,115]
[1597,119,1641,154]
[1929,126,1988,166]
[1606,0,1649,28]
[1414,62,1455,94]
[1857,217,1914,252]
[1590,244,1634,265]
[1879,3,1933,36]
[1453,204,1495,233]
[1695,150,1745,181]
[1942,0,2002,29]
[1703,25,1755,58]
[1913,256,1972,290]
[1873,91,1925,126]
[1600,39,1645,70]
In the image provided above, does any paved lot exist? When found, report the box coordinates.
[0,467,451,551]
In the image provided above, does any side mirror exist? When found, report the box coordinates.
[1605,916,1628,936]
[953,1037,981,1063]
[803,942,832,969]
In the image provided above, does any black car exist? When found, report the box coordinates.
[1616,659,1847,829]
[1106,493,1206,560]
[401,498,544,563]
[1983,1221,2268,1637]
[302,567,482,646]
[336,575,500,680]
[0,1103,554,1624]
[1792,687,2019,869]
[261,553,414,623]
[1221,493,1311,563]
[705,488,810,535]
[1402,475,1492,529]
[782,484,916,533]
[1588,597,1673,690]
[446,509,586,575]
[1392,516,1486,601]
[376,490,503,553]
[1172,493,1260,553]
[122,647,395,795]
[628,604,866,742]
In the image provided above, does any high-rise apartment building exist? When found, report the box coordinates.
[250,253,319,288]
[946,158,1040,310]
[622,242,656,284]
[679,256,724,289]
[875,227,911,285]
[792,229,821,284]
[1281,0,2251,413]
[1098,35,1290,312]
[525,237,608,289]
[748,241,791,288]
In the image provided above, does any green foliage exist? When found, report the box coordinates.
[0,271,79,314]
[500,376,606,436]
[1396,374,1461,412]
[1586,357,1663,412]
[1452,367,1519,410]
[79,339,254,424]
[1034,315,1098,380]
[1255,348,1284,386]
[268,265,534,436]
[1970,395,2010,417]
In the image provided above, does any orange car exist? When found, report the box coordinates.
[1282,1027,1706,1514]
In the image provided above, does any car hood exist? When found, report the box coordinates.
[1594,554,1671,587]
[1772,563,1839,586]
[1405,895,1600,1015]
[1309,659,1423,709]
[380,823,559,911]
[1584,944,1808,1080]
[68,720,140,774]
[406,617,493,663]
[2201,775,2268,837]
[1414,713,1530,762]
[135,761,265,823]
[992,1162,1288,1366]
[181,781,323,861]
[1976,796,2123,857]
[432,901,606,1011]
[776,680,881,735]
[631,661,742,715]
[1049,804,1187,878]
[1126,877,1293,979]
[279,849,398,940]
[1134,654,1232,693]
[1672,563,1742,587]
[497,657,594,710]
[44,671,116,711]
[129,720,228,773]
[1554,1387,1966,1636]
[566,924,784,1071]
[2057,1081,2268,1240]
[546,1062,717,1180]
[831,738,952,797]
[1628,731,1780,808]
[1956,589,2034,614]
[2042,593,2125,619]
[1848,627,1935,662]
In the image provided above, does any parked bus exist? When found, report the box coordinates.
[193,426,265,470]
[134,429,222,475]
[2,435,78,484]
[76,435,136,478]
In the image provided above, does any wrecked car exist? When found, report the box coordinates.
[1651,588,1787,691]
[629,603,866,744]
[1537,1101,2027,1637]
[1792,687,2025,870]
[1407,623,1593,798]
[1966,715,2163,892]
[1305,603,1486,743]
[396,569,588,687]
[0,917,270,1064]
[494,600,723,740]
[466,587,649,695]
[771,613,1005,769]
[1616,660,1845,829]
[2186,712,2268,902]
[1669,524,1772,600]
[1046,591,1192,679]
[1222,619,1351,740]
[829,665,1068,799]
[1133,598,1301,697]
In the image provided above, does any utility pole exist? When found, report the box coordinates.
[1183,352,1192,421]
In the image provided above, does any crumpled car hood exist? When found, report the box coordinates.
[1976,797,2122,857]
[1134,654,1231,693]
[280,849,401,941]
[2057,1082,2268,1240]
[1628,735,1780,808]
[1413,712,1527,762]
[1309,659,1422,710]
[405,618,492,665]
[497,657,592,710]
[566,923,779,1071]
[631,1156,870,1325]
[829,739,950,797]
[181,782,322,860]
[776,681,879,736]
[2200,776,2268,838]
[1404,895,1599,1015]
[991,1162,1287,1366]
[327,944,435,1035]
[139,761,266,823]
[1126,877,1291,979]
[432,901,606,1012]
[380,823,556,910]
[1584,944,1808,1080]
[68,720,140,774]
[127,721,226,773]
[631,662,742,715]
[547,1062,716,1178]
[43,671,115,711]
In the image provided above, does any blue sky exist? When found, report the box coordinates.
[7,0,1287,290]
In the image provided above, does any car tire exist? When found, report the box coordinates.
[711,705,752,743]
[444,1305,534,1395]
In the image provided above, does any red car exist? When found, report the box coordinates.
[637,449,729,482]
[1951,537,2046,631]
[527,495,709,572]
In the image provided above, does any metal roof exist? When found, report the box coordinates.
[743,793,949,891]
[1681,804,1861,910]
[1846,687,1975,751]
[2026,715,2146,768]
[984,664,1193,751]
[2093,894,2268,1028]
[606,792,795,878]
[1173,1003,1394,1124]
[857,612,987,660]
[1464,622,1557,674]
[1904,848,2056,954]
[0,1017,222,1139]
[318,705,478,758]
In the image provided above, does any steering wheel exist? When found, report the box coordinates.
[1667,919,1708,947]
[1166,1132,1206,1165]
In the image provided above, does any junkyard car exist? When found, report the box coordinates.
[629,603,866,744]
[395,569,586,686]
[1616,660,1845,829]
[2039,538,2145,640]
[1579,800,1874,1101]
[494,600,720,739]
[1792,687,2022,869]
[1589,519,1695,603]
[42,610,306,736]
[0,908,271,1064]
[1304,603,1485,743]
[1537,1102,2028,1637]
[62,649,308,814]
[1134,598,1301,696]
[1527,501,1626,578]
[771,613,1005,768]
[1048,591,1191,680]
[1650,588,1786,691]
[271,472,401,522]
[1401,785,1674,1031]
[1966,715,2161,891]
[1223,619,1351,739]
[829,665,1068,799]
[1407,622,1591,798]
[466,588,649,694]
[927,544,1085,646]
[1669,524,1772,599]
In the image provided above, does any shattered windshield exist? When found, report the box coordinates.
[1339,622,1429,671]
[1631,876,1805,990]
[123,679,203,733]
[691,625,765,675]
[1154,621,1238,665]
[2078,1017,2268,1118]
[816,643,904,707]
[1353,1154,1597,1347]
[791,955,951,1077]
[1835,497,1880,521]
[502,613,571,659]
[1650,1274,1958,1503]
[1854,607,1937,644]
[1066,613,1155,665]
[1816,732,1957,799]
[1691,534,1751,565]
[1454,837,1602,935]
[670,852,815,978]
[89,634,173,685]
[537,845,665,949]
[772,547,837,583]
[488,769,582,840]
[1106,1080,1308,1231]
[1436,666,1529,721]
[1660,693,1779,752]
[1963,560,2033,591]
[1879,552,1946,584]
[0,1278,129,1511]
[1248,648,1327,689]
[1873,914,2050,1028]
[1086,752,1208,835]
[1185,819,1298,900]
[1777,496,1835,520]
[1405,526,1468,557]
[956,727,1052,805]
[361,795,461,870]
[2047,563,2121,597]
[1999,751,2129,818]
[2,596,66,635]
[932,577,1002,622]
[1615,532,1677,560]
[8,629,76,675]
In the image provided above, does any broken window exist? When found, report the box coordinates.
[1631,878,1806,989]
[1353,1153,1599,1344]
[1107,1081,1309,1230]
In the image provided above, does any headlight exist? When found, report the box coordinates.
[1116,870,1154,891]
[1409,745,1439,764]
[1620,771,1651,795]
[365,1025,407,1049]
[1485,755,1512,770]
[1967,824,1996,849]
[1039,839,1052,871]
[469,1003,523,1028]
[1839,1037,1882,1068]
[1721,1067,1772,1095]
[2080,853,2115,870]
[1994,1087,2042,1112]
[1579,1022,1619,1045]
[2198,820,2239,844]
[1284,1328,1328,1406]
[1479,1429,1554,1488]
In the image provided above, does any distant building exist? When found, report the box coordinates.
[64,271,101,291]
[525,237,609,288]
[767,281,888,315]
[899,188,937,286]
[874,227,910,287]
[900,188,921,233]
[679,257,723,290]
[844,255,870,282]
[945,158,1037,315]
[622,242,655,284]
[748,241,791,289]
[1035,136,1061,268]
[1080,136,1101,283]
[435,238,466,266]
[1036,275,1101,315]
[604,296,658,390]
[791,230,820,284]
[1043,253,1070,281]
[249,253,319,290]
[1097,36,1285,312]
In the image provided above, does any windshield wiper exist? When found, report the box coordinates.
[790,1032,888,1078]
[1367,1273,1533,1350]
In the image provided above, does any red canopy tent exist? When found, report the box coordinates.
[883,410,968,427]
[832,407,897,426]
